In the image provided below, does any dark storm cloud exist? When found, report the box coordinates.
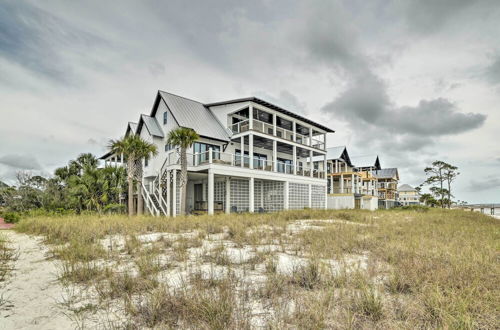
[0,154,42,170]
[0,1,105,83]
[467,176,500,192]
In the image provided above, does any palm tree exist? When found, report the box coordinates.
[166,127,199,215]
[108,135,158,216]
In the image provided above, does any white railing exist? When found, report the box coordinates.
[252,119,275,135]
[229,120,250,134]
[161,149,325,179]
[142,182,160,216]
[228,119,325,150]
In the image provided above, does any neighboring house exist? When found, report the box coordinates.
[314,147,379,210]
[102,90,333,216]
[464,204,500,219]
[373,168,399,209]
[398,184,421,206]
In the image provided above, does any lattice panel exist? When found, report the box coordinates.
[289,183,309,209]
[230,179,249,212]
[311,184,326,209]
[263,180,284,212]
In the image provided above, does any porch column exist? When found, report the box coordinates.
[249,177,255,213]
[120,153,124,165]
[172,170,177,217]
[273,140,277,172]
[225,178,231,214]
[292,121,296,141]
[240,136,244,168]
[323,154,327,178]
[309,127,313,147]
[249,134,254,169]
[249,104,253,130]
[272,113,277,136]
[293,146,297,175]
[309,150,313,177]
[284,181,289,210]
[330,176,334,194]
[335,160,338,173]
[351,174,355,194]
[340,174,344,193]
[166,170,171,216]
[208,169,214,215]
[308,184,312,208]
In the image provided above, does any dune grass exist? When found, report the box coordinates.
[15,209,500,329]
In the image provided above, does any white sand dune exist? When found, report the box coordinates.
[0,231,75,330]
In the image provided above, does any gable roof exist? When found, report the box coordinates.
[398,184,417,192]
[373,168,399,180]
[351,155,381,170]
[325,146,353,166]
[156,91,230,142]
[138,115,164,138]
[205,97,335,133]
[125,122,138,136]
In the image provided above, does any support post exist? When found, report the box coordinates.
[166,170,171,216]
[172,170,177,217]
[249,177,254,213]
[249,134,254,169]
[292,121,296,141]
[209,148,213,163]
[310,150,313,178]
[208,169,214,215]
[351,174,355,194]
[340,174,344,193]
[273,140,277,172]
[293,146,297,175]
[241,136,244,168]
[249,104,253,130]
[309,127,313,147]
[225,178,231,214]
[273,113,277,136]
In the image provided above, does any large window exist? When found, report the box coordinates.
[277,158,293,173]
[235,149,267,168]
[193,142,220,163]
[163,111,168,125]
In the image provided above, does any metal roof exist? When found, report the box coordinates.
[158,91,230,142]
[125,122,138,136]
[139,115,164,138]
[351,155,381,169]
[398,184,417,192]
[205,97,335,133]
[373,168,399,180]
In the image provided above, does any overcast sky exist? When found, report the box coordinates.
[0,0,499,203]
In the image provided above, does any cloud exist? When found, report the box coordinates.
[254,90,308,115]
[467,176,500,192]
[0,154,42,170]
[0,1,106,84]
[483,55,500,85]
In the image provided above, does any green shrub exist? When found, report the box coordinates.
[103,203,126,214]
[2,212,20,223]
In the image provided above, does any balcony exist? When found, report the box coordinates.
[162,150,325,179]
[229,118,325,151]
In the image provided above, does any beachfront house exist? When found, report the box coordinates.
[101,91,333,216]
[398,184,421,206]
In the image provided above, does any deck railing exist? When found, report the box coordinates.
[162,149,324,178]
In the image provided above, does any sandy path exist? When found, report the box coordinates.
[0,230,75,330]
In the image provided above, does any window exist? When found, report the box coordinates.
[163,111,168,125]
[165,144,171,152]
[144,158,149,167]
[277,158,293,173]
[193,142,221,163]
[235,149,267,168]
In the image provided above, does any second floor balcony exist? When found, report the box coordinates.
[162,149,326,179]
[228,106,326,150]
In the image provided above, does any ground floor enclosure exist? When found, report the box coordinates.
[144,170,326,216]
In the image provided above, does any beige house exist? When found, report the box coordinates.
[398,184,420,206]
